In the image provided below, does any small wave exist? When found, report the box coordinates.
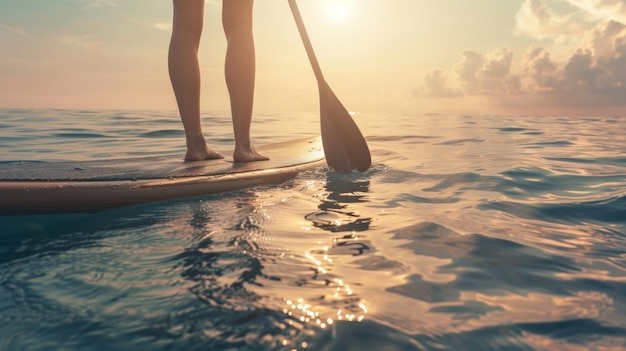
[385,193,459,206]
[497,127,531,132]
[422,172,497,192]
[378,169,420,184]
[545,156,626,167]
[524,140,574,147]
[403,318,626,351]
[498,167,625,200]
[0,160,46,166]
[53,133,108,138]
[479,194,626,225]
[437,138,485,146]
[367,135,438,143]
[307,212,371,233]
[139,130,185,138]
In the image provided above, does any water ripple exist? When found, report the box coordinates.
[479,194,626,225]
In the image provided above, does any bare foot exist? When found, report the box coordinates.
[185,147,224,161]
[233,145,269,162]
[184,133,224,161]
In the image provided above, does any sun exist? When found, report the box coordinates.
[324,1,354,24]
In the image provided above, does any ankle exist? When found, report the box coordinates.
[186,132,205,141]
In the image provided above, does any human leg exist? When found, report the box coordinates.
[169,0,223,161]
[223,0,268,162]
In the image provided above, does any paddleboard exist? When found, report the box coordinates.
[0,136,325,215]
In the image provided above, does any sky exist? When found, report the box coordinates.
[1,0,625,116]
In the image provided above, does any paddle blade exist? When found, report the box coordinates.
[319,83,371,173]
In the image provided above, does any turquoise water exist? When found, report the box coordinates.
[1,108,626,350]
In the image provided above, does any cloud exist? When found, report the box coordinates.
[421,70,462,97]
[153,22,172,31]
[455,48,522,95]
[585,19,626,56]
[0,23,36,39]
[56,34,103,49]
[523,46,559,92]
[419,0,626,112]
[423,49,521,98]
[565,0,626,22]
[83,0,118,10]
[515,0,585,41]
[522,20,626,106]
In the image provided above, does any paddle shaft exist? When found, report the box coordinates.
[288,0,325,83]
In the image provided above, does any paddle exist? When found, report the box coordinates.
[288,0,371,173]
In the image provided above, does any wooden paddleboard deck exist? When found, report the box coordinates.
[0,136,324,215]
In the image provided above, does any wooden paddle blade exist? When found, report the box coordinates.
[319,83,371,173]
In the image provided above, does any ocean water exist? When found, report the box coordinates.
[1,108,625,351]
